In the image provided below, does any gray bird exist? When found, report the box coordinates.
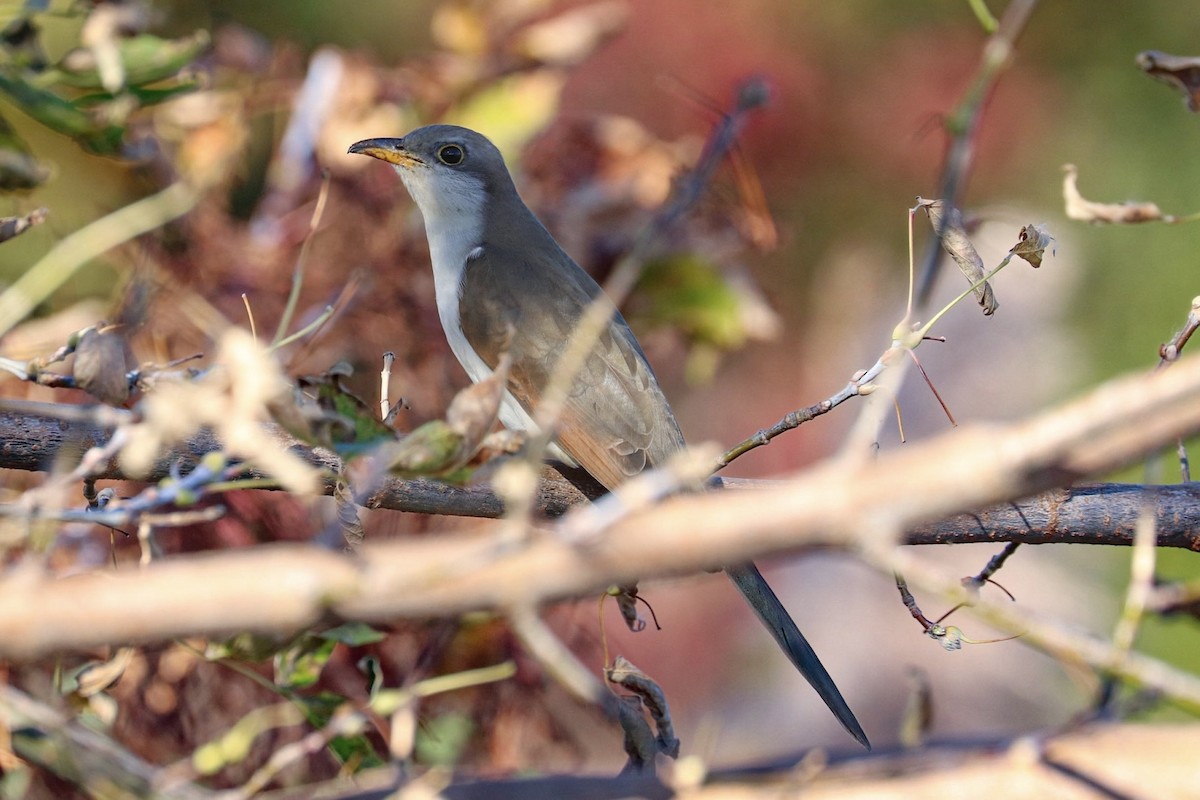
[349,125,869,749]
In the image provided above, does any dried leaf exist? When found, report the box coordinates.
[1137,50,1200,112]
[615,696,658,775]
[71,647,135,698]
[917,198,998,315]
[445,352,511,446]
[605,656,680,759]
[613,585,646,633]
[430,3,488,56]
[378,353,510,479]
[1010,223,1053,268]
[72,324,130,406]
[1063,164,1167,224]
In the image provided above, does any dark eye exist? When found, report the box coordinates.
[437,144,465,165]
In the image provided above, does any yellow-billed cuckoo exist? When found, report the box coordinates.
[349,125,869,749]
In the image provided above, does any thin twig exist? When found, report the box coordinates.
[272,173,331,346]
[914,0,1039,307]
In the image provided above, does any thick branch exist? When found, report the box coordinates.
[1,356,1199,659]
[3,401,1199,548]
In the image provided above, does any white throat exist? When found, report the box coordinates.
[395,165,544,439]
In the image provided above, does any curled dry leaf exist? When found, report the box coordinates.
[1137,50,1200,112]
[72,647,136,698]
[1009,223,1053,268]
[1063,164,1168,224]
[916,197,997,315]
[613,585,647,633]
[445,351,511,445]
[382,352,513,479]
[72,324,131,406]
[615,695,658,774]
[605,656,680,759]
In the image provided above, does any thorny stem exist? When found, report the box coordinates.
[719,214,1018,470]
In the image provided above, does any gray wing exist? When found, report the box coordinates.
[459,243,683,490]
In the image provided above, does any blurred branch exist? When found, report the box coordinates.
[0,355,1199,663]
[0,684,212,799]
[2,399,1200,545]
[411,723,1193,800]
[0,181,199,338]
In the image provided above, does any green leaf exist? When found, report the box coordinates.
[358,655,385,701]
[637,254,746,348]
[74,76,204,109]
[380,419,470,479]
[327,732,385,770]
[54,31,210,90]
[415,712,475,767]
[205,631,292,662]
[320,621,386,647]
[0,65,124,154]
[280,362,397,455]
[274,634,337,690]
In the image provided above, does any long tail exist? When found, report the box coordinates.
[724,562,870,750]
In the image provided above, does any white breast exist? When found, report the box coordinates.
[396,166,543,438]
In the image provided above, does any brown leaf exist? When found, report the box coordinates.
[615,696,658,774]
[1010,223,1054,268]
[445,351,511,447]
[605,656,680,759]
[917,198,998,315]
[73,647,136,697]
[72,324,130,406]
[1063,164,1167,224]
[1137,51,1200,112]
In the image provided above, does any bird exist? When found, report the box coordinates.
[348,125,869,749]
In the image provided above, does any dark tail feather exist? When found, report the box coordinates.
[724,562,870,750]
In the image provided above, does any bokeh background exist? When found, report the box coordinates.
[2,0,1198,784]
